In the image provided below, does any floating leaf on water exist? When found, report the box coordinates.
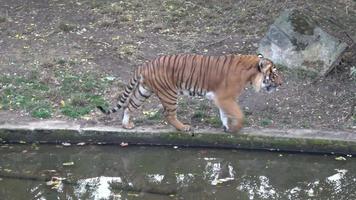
[62,162,74,166]
[120,142,129,147]
[127,193,140,197]
[211,177,234,185]
[62,142,71,147]
[43,169,57,173]
[31,143,39,150]
[4,169,12,173]
[335,156,346,161]
[76,142,86,146]
[46,177,66,190]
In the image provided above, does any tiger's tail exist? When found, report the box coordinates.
[97,71,140,115]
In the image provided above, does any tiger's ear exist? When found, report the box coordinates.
[257,54,264,72]
[258,58,268,73]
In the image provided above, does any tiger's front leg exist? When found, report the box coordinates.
[215,98,244,133]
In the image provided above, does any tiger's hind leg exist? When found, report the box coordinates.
[122,108,135,129]
[122,83,152,129]
[157,93,191,132]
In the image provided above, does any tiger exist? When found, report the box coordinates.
[97,54,282,133]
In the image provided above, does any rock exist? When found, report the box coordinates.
[258,9,348,76]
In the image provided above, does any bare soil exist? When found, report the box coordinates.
[0,0,355,131]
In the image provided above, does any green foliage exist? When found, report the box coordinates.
[205,116,222,128]
[192,110,207,119]
[144,110,162,121]
[0,60,112,119]
[31,103,52,118]
[0,16,6,23]
[260,118,272,127]
[58,21,76,32]
[0,75,52,118]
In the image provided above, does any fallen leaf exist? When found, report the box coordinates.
[335,156,346,161]
[120,142,129,147]
[127,193,140,197]
[4,169,12,173]
[62,162,74,166]
[62,142,71,147]
[46,176,66,190]
[60,100,65,107]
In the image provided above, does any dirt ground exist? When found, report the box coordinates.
[0,0,355,131]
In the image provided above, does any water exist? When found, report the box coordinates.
[0,144,355,200]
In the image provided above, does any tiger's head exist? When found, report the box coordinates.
[253,54,283,92]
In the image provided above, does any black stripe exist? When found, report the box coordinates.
[138,87,150,99]
[124,87,132,94]
[119,98,125,103]
[164,107,177,113]
[123,92,129,98]
[129,100,139,109]
[219,55,227,77]
[171,55,178,82]
[197,56,205,93]
[146,65,177,102]
[200,55,207,93]
[97,106,108,114]
[160,56,178,94]
[179,55,188,89]
[127,84,133,90]
[174,55,182,88]
[186,55,197,91]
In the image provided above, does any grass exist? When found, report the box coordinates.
[260,118,273,127]
[205,116,222,128]
[0,60,113,119]
[143,109,162,121]
[58,21,76,32]
[191,101,222,128]
[117,44,138,58]
[31,103,52,118]
[0,16,6,23]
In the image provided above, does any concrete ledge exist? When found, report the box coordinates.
[0,120,355,155]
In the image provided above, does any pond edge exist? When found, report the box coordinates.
[0,120,355,155]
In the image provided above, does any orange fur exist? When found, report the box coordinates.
[98,54,282,132]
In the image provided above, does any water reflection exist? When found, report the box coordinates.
[0,145,355,199]
[75,176,123,199]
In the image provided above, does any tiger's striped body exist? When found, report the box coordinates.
[98,54,282,132]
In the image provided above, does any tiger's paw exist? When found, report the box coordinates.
[223,126,241,133]
[178,124,191,132]
[123,122,135,129]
